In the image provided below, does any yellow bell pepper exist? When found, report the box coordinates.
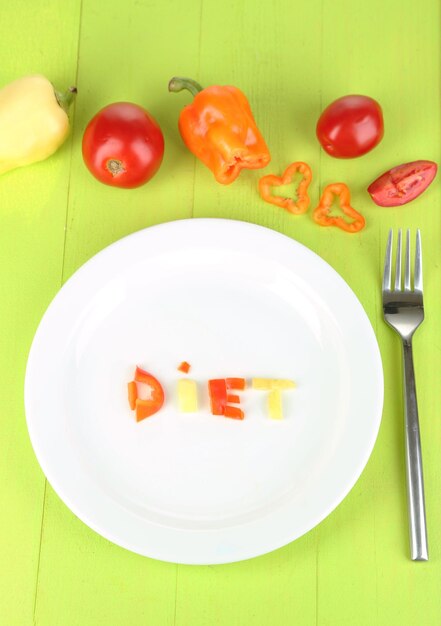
[0,75,76,175]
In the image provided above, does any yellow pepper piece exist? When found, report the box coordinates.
[0,75,76,175]
[253,378,295,420]
[177,379,198,413]
[268,389,283,420]
[252,378,296,390]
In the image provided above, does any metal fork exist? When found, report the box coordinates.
[382,228,428,561]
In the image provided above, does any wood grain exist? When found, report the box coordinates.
[1,0,440,624]
[0,1,82,624]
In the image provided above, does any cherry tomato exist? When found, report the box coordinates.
[368,160,437,207]
[82,102,164,188]
[316,95,384,158]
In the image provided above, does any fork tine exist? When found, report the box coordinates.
[414,229,423,292]
[404,229,411,291]
[395,229,402,290]
[383,229,393,291]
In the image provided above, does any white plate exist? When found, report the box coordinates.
[25,219,383,564]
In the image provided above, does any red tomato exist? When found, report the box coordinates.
[82,102,164,188]
[316,95,384,158]
[368,160,437,207]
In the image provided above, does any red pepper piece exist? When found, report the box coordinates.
[227,394,240,404]
[258,161,312,215]
[224,406,245,420]
[208,379,227,415]
[177,361,191,374]
[128,381,137,410]
[313,183,365,233]
[226,378,246,390]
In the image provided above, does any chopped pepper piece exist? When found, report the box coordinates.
[169,76,270,185]
[177,361,191,374]
[252,378,296,390]
[268,390,283,420]
[128,366,165,421]
[127,381,137,410]
[177,379,198,413]
[258,161,312,214]
[208,379,227,415]
[252,378,295,420]
[208,378,245,418]
[135,398,160,422]
[227,394,240,404]
[224,406,245,420]
[313,183,365,233]
[226,378,246,390]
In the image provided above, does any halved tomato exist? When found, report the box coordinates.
[368,160,437,207]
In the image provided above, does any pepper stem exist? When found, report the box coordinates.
[168,77,203,98]
[55,86,77,113]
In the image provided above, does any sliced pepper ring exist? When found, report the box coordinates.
[313,183,365,233]
[258,161,312,215]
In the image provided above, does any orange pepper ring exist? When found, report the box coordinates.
[258,161,312,215]
[313,183,365,233]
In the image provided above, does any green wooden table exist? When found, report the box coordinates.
[1,0,441,624]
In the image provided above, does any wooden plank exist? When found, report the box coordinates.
[316,1,441,625]
[32,0,200,624]
[60,0,199,280]
[0,1,82,625]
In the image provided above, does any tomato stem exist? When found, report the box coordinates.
[168,76,203,98]
[55,86,77,113]
[106,159,125,176]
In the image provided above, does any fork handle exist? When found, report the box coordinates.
[402,340,429,561]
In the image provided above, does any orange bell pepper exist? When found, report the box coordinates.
[169,76,271,185]
[258,161,312,214]
[313,183,365,233]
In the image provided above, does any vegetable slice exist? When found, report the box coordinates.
[177,379,198,413]
[224,406,245,420]
[226,378,246,390]
[127,381,137,410]
[268,390,283,420]
[313,183,365,233]
[258,161,312,214]
[128,366,165,421]
[252,378,296,390]
[208,379,227,415]
[367,160,437,207]
[178,361,191,374]
[252,378,296,420]
[209,378,245,418]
